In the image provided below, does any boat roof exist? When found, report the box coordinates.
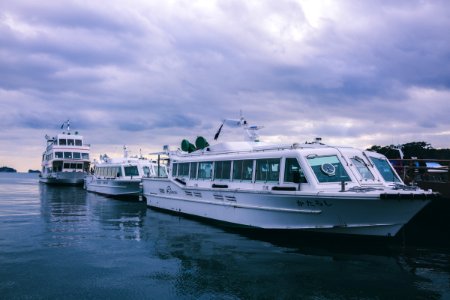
[172,141,358,158]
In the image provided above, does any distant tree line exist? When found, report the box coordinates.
[367,141,450,160]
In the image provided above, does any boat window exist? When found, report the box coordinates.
[68,139,74,146]
[172,163,178,176]
[143,166,151,177]
[69,163,76,169]
[73,152,81,159]
[63,163,70,169]
[198,162,213,179]
[59,139,67,145]
[369,157,401,183]
[232,160,254,181]
[75,139,82,146]
[55,152,62,159]
[284,158,307,183]
[178,163,190,177]
[214,161,231,180]
[307,155,351,183]
[53,161,63,172]
[64,152,73,159]
[156,166,167,177]
[82,153,89,160]
[124,166,139,177]
[117,167,122,177]
[351,157,375,180]
[190,162,198,179]
[256,159,280,182]
[76,163,83,169]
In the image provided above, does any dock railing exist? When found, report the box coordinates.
[389,159,450,184]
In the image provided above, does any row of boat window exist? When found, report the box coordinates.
[172,155,400,184]
[50,161,89,172]
[94,166,142,178]
[54,152,89,160]
[57,139,83,146]
[172,158,308,183]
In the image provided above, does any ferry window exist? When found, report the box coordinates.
[198,162,213,179]
[73,152,81,159]
[68,139,74,146]
[76,163,83,169]
[70,163,76,169]
[172,163,178,176]
[214,161,231,180]
[124,166,139,177]
[64,152,72,159]
[284,158,307,183]
[75,139,82,146]
[256,159,280,182]
[53,161,62,172]
[178,163,190,177]
[63,163,70,169]
[233,160,254,181]
[59,139,67,145]
[369,157,401,183]
[82,153,89,160]
[116,167,122,177]
[55,152,63,158]
[351,157,375,180]
[307,155,351,183]
[190,162,198,179]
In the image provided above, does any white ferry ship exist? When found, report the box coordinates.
[142,116,438,237]
[85,146,167,198]
[39,121,90,185]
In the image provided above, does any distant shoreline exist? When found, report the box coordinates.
[0,166,17,173]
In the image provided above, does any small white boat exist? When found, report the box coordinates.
[39,121,90,186]
[85,146,167,198]
[142,116,438,237]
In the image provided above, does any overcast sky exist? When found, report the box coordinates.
[1,0,449,171]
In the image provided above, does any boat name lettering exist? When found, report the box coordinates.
[166,186,177,195]
[297,200,332,207]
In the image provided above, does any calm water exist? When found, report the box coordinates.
[0,173,449,299]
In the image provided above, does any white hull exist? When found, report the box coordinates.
[39,171,86,186]
[84,176,141,197]
[143,178,430,237]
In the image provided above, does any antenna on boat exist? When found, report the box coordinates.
[214,113,263,142]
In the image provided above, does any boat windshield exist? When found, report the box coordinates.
[350,157,375,180]
[124,166,140,177]
[369,157,401,182]
[307,155,351,183]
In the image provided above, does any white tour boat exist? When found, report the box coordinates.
[84,146,167,198]
[39,120,91,185]
[142,116,438,237]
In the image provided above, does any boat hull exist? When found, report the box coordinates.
[84,176,141,197]
[142,178,430,237]
[39,172,86,186]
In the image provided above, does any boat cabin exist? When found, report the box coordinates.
[169,142,402,192]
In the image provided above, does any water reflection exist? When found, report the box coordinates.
[39,184,147,244]
[1,174,447,299]
[144,210,449,299]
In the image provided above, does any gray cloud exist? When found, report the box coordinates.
[1,0,449,171]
